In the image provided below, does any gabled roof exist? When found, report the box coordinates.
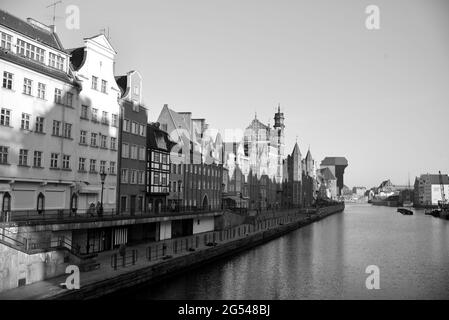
[319,167,336,180]
[147,123,176,152]
[115,75,128,97]
[305,149,313,160]
[247,117,270,131]
[0,9,64,51]
[320,157,348,166]
[84,34,116,54]
[292,142,301,156]
[67,47,86,71]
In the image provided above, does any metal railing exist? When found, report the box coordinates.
[110,249,138,270]
[0,205,222,226]
[142,212,308,264]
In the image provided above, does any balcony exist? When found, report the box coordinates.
[0,206,222,227]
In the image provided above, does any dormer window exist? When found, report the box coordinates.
[17,39,46,64]
[49,52,64,70]
[1,32,12,51]
[133,86,139,95]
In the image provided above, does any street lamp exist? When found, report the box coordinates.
[99,169,107,216]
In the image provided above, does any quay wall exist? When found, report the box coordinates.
[52,203,344,300]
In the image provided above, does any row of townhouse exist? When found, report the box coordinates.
[0,9,223,292]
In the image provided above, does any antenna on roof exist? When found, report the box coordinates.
[100,27,112,41]
[46,0,62,26]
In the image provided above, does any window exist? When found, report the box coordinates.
[54,88,62,104]
[101,111,108,124]
[37,83,46,99]
[17,39,45,63]
[50,153,59,168]
[139,124,145,136]
[2,72,13,89]
[91,133,97,146]
[78,158,86,171]
[130,145,138,159]
[35,117,44,133]
[101,80,107,93]
[19,149,28,166]
[49,53,64,70]
[66,92,73,107]
[62,155,70,169]
[110,137,117,150]
[91,108,98,122]
[100,135,107,148]
[153,172,160,185]
[111,114,118,127]
[139,147,145,160]
[23,78,32,95]
[138,171,144,185]
[121,169,129,183]
[0,146,8,164]
[123,119,130,132]
[122,143,129,158]
[130,170,137,184]
[1,32,12,50]
[80,130,87,144]
[0,108,11,126]
[33,151,42,167]
[131,122,137,134]
[21,113,30,130]
[89,159,97,173]
[91,76,98,90]
[81,105,89,119]
[52,120,61,136]
[100,160,106,173]
[110,161,116,174]
[63,123,72,138]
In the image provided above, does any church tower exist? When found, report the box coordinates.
[273,104,285,183]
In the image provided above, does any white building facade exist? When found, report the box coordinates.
[0,11,80,216]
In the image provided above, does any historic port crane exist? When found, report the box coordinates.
[438,171,447,208]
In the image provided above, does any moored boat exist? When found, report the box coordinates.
[397,208,413,215]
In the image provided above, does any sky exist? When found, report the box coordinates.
[2,0,449,188]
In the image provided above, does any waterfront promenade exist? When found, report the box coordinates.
[0,205,343,300]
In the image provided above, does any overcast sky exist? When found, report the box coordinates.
[3,0,449,188]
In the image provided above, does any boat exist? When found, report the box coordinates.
[397,208,413,215]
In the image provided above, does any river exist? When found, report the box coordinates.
[124,204,449,299]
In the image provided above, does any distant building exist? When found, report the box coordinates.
[320,157,348,196]
[352,187,367,197]
[317,167,337,199]
[281,142,303,207]
[414,174,449,207]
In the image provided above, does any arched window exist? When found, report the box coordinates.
[37,192,45,214]
[2,192,11,212]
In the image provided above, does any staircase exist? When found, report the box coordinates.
[0,227,98,268]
